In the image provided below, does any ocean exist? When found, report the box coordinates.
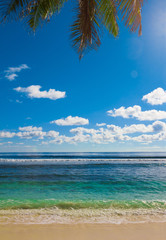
[0,152,166,224]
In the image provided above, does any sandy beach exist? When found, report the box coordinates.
[0,223,166,240]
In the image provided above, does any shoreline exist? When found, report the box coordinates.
[0,222,166,240]
[1,208,166,225]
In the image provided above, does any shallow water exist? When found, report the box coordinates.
[0,152,166,223]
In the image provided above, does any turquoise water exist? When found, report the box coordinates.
[1,152,166,223]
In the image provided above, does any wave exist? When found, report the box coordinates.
[1,199,166,210]
[1,158,166,165]
[1,200,166,224]
[0,152,166,162]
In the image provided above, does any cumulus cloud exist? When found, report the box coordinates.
[14,85,66,100]
[17,130,46,139]
[70,127,99,135]
[50,134,90,145]
[5,64,29,81]
[18,126,44,139]
[107,105,166,121]
[107,121,166,134]
[16,129,59,140]
[47,131,59,138]
[1,121,166,145]
[68,122,166,144]
[51,116,89,126]
[19,126,42,131]
[142,88,166,105]
[69,127,130,144]
[0,131,16,138]
[96,123,106,127]
[132,132,166,143]
[0,127,60,141]
[107,123,151,134]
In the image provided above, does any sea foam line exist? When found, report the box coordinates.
[1,208,166,225]
[0,158,166,164]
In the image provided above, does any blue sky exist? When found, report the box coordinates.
[1,0,166,152]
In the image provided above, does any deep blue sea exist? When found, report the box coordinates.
[1,152,166,224]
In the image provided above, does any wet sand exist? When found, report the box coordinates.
[0,223,166,240]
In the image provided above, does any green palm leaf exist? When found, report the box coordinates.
[97,0,119,37]
[71,0,101,59]
[118,0,143,36]
[27,0,66,31]
[0,0,145,58]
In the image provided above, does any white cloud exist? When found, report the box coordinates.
[107,123,152,134]
[0,127,60,141]
[132,132,166,143]
[50,134,90,145]
[47,131,59,138]
[69,127,130,144]
[7,73,18,81]
[68,122,166,144]
[107,121,166,134]
[0,131,15,138]
[142,88,166,105]
[5,64,29,81]
[17,126,46,139]
[14,85,66,100]
[96,123,106,127]
[51,116,89,126]
[152,121,166,132]
[17,131,46,139]
[16,100,22,103]
[107,105,166,121]
[19,126,42,131]
[1,121,166,145]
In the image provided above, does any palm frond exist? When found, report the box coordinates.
[71,0,101,59]
[0,0,66,29]
[0,0,29,22]
[26,0,66,31]
[0,0,145,58]
[97,0,119,37]
[118,0,143,36]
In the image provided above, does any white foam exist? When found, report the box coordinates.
[1,208,166,225]
[0,158,166,164]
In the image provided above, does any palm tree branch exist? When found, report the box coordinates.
[0,0,30,21]
[118,0,143,35]
[71,0,101,59]
[97,0,119,37]
[0,0,66,27]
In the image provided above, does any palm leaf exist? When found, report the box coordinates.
[0,0,66,28]
[0,0,145,58]
[26,0,66,31]
[71,0,101,59]
[0,0,29,21]
[97,0,119,37]
[118,0,143,36]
